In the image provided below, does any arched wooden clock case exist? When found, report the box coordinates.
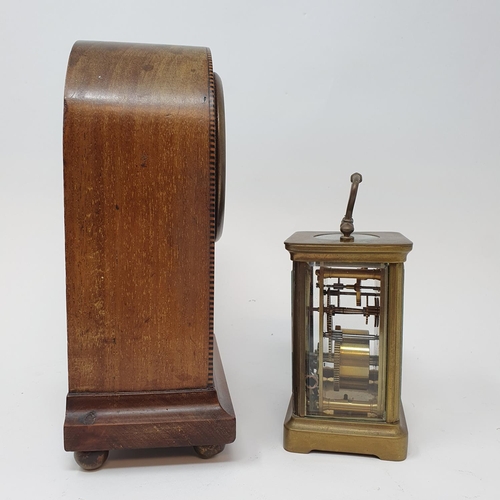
[63,41,234,469]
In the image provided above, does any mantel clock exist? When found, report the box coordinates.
[283,173,412,460]
[63,41,235,469]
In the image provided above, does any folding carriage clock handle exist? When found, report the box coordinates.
[340,172,362,242]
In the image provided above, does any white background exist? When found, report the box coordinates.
[1,1,499,499]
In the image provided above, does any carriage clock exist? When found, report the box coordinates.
[283,173,412,460]
[63,41,235,469]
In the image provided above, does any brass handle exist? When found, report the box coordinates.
[340,173,362,242]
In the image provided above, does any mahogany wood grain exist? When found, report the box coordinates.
[64,42,214,393]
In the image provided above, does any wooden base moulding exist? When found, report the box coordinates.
[64,340,235,454]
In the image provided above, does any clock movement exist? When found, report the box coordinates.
[63,41,235,469]
[283,173,412,460]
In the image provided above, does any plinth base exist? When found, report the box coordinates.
[64,340,235,468]
[283,397,407,461]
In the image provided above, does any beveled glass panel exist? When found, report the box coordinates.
[304,263,387,420]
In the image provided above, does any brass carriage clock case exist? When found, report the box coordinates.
[283,174,412,461]
[63,41,234,469]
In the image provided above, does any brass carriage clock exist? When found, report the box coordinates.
[63,41,235,469]
[283,173,412,460]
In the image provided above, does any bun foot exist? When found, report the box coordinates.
[193,444,225,459]
[74,450,109,470]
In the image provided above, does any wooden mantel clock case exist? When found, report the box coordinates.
[63,41,234,470]
[283,174,412,461]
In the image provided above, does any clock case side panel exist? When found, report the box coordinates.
[63,41,214,393]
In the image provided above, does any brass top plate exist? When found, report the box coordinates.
[285,231,413,263]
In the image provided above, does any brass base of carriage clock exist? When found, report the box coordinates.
[284,399,408,461]
[63,41,235,469]
[283,174,412,461]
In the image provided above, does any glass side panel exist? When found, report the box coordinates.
[305,263,387,420]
